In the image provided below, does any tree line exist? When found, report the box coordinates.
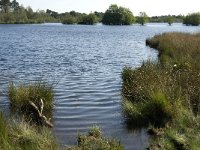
[0,1,199,26]
[0,0,57,23]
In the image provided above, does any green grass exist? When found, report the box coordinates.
[8,81,54,123]
[0,111,58,150]
[67,126,124,150]
[122,32,200,149]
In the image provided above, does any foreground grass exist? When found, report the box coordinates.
[0,112,58,150]
[4,82,123,150]
[8,82,54,124]
[122,32,200,149]
[0,81,58,149]
[67,126,123,150]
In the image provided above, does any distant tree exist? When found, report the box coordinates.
[137,12,148,25]
[25,6,34,20]
[0,0,11,13]
[167,15,174,25]
[102,4,135,25]
[62,15,77,24]
[46,9,59,19]
[13,6,28,23]
[183,12,200,26]
[149,15,183,23]
[79,13,97,25]
[11,0,19,11]
[0,0,57,24]
[94,11,104,22]
[69,11,77,17]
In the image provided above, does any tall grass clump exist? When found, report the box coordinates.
[8,81,54,124]
[0,111,58,150]
[122,32,200,149]
[67,126,124,150]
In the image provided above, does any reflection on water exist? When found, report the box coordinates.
[0,23,199,149]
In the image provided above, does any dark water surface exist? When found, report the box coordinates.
[0,23,199,149]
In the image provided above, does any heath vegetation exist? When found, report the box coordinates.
[122,32,200,149]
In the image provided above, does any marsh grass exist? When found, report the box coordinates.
[122,32,200,149]
[67,126,124,150]
[0,111,58,150]
[8,81,54,124]
[146,32,200,69]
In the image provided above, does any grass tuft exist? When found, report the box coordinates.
[67,126,124,150]
[8,81,54,124]
[0,111,58,150]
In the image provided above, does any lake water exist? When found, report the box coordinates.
[0,23,199,149]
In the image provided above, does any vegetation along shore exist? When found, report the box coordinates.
[0,0,200,25]
[122,32,200,149]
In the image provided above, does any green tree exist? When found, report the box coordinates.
[13,6,28,23]
[11,0,19,11]
[79,13,98,25]
[62,15,77,24]
[0,0,11,13]
[102,4,135,25]
[137,12,148,25]
[46,9,59,19]
[167,15,174,25]
[183,12,200,26]
[94,11,104,22]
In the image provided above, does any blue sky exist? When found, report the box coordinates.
[17,0,199,16]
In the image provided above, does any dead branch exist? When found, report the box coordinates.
[29,99,53,127]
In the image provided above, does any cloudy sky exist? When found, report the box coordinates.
[17,0,199,16]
